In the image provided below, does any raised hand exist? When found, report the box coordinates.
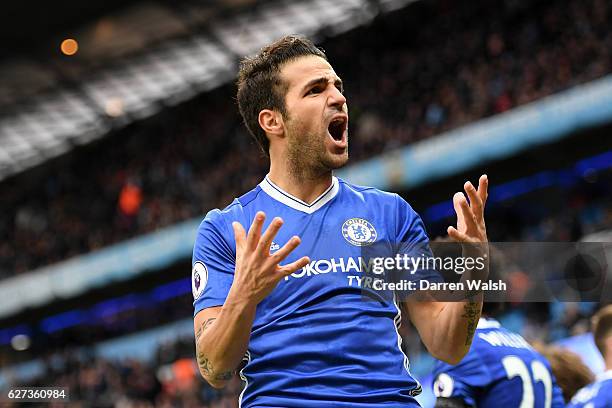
[231,211,310,305]
[447,174,489,244]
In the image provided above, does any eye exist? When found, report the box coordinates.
[306,86,324,95]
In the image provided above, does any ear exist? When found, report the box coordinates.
[258,109,284,138]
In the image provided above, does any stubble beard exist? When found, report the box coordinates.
[286,123,348,182]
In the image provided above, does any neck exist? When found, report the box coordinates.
[605,353,612,372]
[268,161,333,205]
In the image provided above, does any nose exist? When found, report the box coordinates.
[328,86,346,110]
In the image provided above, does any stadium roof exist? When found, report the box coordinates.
[0,0,416,182]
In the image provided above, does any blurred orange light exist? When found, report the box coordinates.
[60,38,78,56]
[105,97,124,117]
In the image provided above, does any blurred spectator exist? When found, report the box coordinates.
[118,179,143,231]
[119,180,143,218]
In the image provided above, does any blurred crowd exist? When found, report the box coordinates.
[7,301,608,407]
[10,337,241,408]
[330,0,612,153]
[1,0,612,278]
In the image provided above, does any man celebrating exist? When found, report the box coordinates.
[192,35,488,407]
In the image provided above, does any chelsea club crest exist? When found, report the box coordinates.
[342,218,377,246]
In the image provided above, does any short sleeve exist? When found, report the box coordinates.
[392,194,442,291]
[394,194,431,252]
[432,351,491,407]
[192,209,236,316]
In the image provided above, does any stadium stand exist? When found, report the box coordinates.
[2,168,610,405]
[19,336,243,407]
[0,0,376,182]
[1,0,611,278]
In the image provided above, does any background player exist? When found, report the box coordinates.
[192,35,489,407]
[432,306,566,407]
[568,304,612,408]
[431,242,565,408]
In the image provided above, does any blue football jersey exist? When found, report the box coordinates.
[192,176,439,407]
[432,318,565,408]
[567,371,612,408]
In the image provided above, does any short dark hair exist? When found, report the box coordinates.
[236,35,327,156]
[532,343,594,403]
[593,304,612,358]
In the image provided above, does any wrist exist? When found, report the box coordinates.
[225,284,258,313]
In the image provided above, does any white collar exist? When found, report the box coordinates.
[259,175,339,214]
[597,369,612,381]
[477,318,501,329]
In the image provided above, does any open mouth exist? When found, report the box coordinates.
[328,116,347,141]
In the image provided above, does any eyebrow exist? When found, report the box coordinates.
[301,76,343,94]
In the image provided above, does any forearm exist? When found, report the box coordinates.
[431,295,483,364]
[434,240,489,362]
[195,287,256,387]
[408,268,485,363]
[429,253,487,363]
